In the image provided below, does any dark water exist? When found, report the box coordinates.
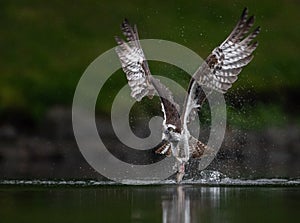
[0,178,299,223]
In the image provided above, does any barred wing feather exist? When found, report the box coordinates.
[183,8,260,124]
[115,36,155,101]
[115,19,181,131]
[196,7,260,93]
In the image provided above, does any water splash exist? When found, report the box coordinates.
[1,171,299,186]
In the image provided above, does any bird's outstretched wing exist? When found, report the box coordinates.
[182,8,260,124]
[115,19,181,131]
[115,19,155,101]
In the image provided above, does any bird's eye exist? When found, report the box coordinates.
[167,127,174,132]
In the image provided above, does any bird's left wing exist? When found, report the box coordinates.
[196,8,260,93]
[182,8,260,125]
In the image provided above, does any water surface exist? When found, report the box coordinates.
[0,178,299,223]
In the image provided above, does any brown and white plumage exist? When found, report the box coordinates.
[115,19,156,101]
[115,19,181,133]
[195,8,260,93]
[114,8,260,182]
[182,8,260,128]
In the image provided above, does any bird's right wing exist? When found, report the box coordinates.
[115,19,155,101]
[115,19,181,132]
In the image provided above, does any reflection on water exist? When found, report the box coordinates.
[0,182,299,223]
[161,186,225,223]
[162,186,190,223]
[160,185,300,223]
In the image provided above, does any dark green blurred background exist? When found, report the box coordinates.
[0,0,299,179]
[1,0,299,121]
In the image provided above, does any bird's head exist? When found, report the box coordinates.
[162,124,181,142]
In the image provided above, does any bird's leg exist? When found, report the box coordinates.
[176,162,185,183]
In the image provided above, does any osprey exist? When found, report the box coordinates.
[115,8,260,182]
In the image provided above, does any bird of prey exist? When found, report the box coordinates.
[115,8,260,183]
